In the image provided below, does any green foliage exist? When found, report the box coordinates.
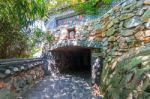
[46,34,54,42]
[70,0,112,15]
[0,0,50,59]
[29,28,54,57]
[0,0,49,27]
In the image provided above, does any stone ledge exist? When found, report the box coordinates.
[0,58,43,79]
[50,39,101,50]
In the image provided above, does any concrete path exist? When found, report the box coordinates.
[21,75,101,99]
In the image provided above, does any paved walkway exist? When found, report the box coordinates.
[21,75,101,99]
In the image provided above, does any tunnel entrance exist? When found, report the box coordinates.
[51,46,91,81]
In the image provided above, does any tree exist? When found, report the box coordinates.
[0,0,50,58]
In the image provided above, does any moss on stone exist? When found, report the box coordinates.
[101,48,150,99]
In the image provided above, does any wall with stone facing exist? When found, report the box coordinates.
[96,0,150,98]
[50,0,150,98]
[0,59,44,99]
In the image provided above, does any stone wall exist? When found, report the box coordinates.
[0,59,44,98]
[51,0,150,98]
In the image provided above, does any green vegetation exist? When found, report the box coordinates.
[0,0,112,59]
[101,48,150,99]
[70,0,112,15]
[49,0,112,15]
[0,0,51,58]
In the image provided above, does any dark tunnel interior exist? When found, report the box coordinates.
[51,46,92,80]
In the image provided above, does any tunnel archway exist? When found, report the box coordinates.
[49,45,102,85]
[51,46,92,73]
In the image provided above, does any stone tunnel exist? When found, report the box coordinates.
[48,39,102,84]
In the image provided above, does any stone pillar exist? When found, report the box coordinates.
[91,52,103,85]
[42,52,50,75]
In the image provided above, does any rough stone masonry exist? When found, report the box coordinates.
[50,0,150,98]
[0,59,44,99]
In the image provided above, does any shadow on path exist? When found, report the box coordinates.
[21,75,101,99]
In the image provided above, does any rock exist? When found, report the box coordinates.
[81,31,89,37]
[13,67,19,72]
[124,16,142,28]
[144,0,150,5]
[136,8,145,16]
[88,26,93,31]
[21,66,25,70]
[135,25,145,32]
[145,30,150,36]
[136,0,144,7]
[5,69,11,74]
[94,23,102,30]
[112,18,119,24]
[120,29,135,36]
[102,37,108,42]
[135,31,145,41]
[118,48,129,52]
[119,13,134,21]
[145,22,150,29]
[95,28,107,36]
[117,36,126,43]
[113,5,121,12]
[102,47,108,51]
[141,9,150,22]
[107,21,114,29]
[119,42,128,49]
[125,36,135,43]
[102,40,108,47]
[123,3,136,11]
[105,27,116,36]
[108,36,116,42]
[143,37,150,42]
[112,52,122,56]
[93,41,101,48]
[122,0,136,7]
